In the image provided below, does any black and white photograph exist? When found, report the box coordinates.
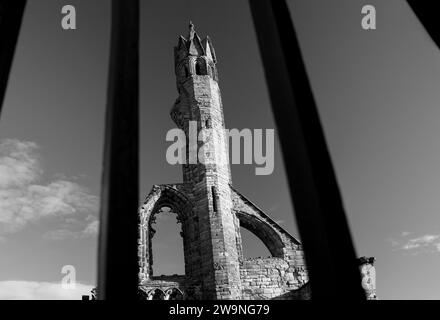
[0,0,439,315]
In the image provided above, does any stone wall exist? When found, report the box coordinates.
[139,275,202,300]
[240,258,309,300]
[138,183,311,300]
[171,26,243,299]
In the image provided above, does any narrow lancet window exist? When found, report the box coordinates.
[211,186,217,212]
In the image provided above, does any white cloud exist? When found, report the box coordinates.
[391,232,440,253]
[0,139,99,237]
[402,235,440,250]
[0,281,94,300]
[82,219,99,236]
[0,139,41,189]
[43,229,81,240]
[387,238,399,247]
[43,218,99,240]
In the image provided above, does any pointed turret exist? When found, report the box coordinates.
[174,22,218,85]
[188,21,195,40]
[202,36,217,63]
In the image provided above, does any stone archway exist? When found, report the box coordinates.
[236,211,285,258]
[138,288,149,300]
[165,288,184,300]
[147,288,165,300]
[139,184,195,281]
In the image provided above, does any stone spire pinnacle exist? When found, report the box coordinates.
[174,22,218,80]
[188,20,195,40]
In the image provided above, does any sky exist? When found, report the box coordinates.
[0,0,439,299]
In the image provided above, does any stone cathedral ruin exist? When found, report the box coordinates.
[135,23,376,300]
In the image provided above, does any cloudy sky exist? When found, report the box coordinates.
[0,0,439,299]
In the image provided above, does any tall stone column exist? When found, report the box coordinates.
[171,23,242,299]
[358,257,377,300]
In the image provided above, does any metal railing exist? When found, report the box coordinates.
[97,0,140,300]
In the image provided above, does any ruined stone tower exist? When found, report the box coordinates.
[359,257,377,300]
[137,23,309,300]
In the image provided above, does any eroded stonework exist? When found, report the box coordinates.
[137,23,310,300]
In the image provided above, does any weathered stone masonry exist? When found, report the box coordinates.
[137,23,310,300]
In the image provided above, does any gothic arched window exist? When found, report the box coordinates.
[150,206,185,276]
[195,62,202,75]
[148,289,165,300]
[165,288,184,300]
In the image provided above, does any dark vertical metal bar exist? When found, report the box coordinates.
[406,1,440,48]
[0,1,26,115]
[249,0,365,299]
[98,0,139,300]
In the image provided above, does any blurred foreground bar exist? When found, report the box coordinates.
[0,1,26,115]
[406,1,440,48]
[98,0,140,300]
[249,0,365,299]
